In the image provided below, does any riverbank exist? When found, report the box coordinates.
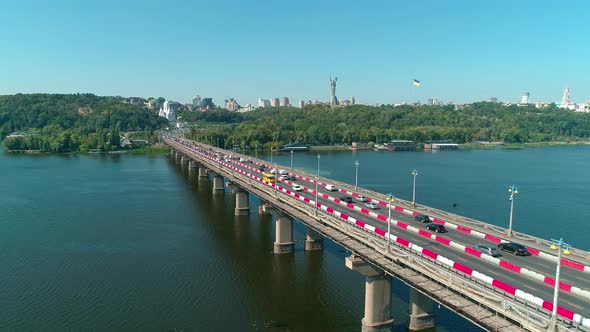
[127,145,170,155]
[460,141,590,150]
[304,141,590,152]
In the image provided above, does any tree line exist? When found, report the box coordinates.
[1,93,167,152]
[181,102,590,148]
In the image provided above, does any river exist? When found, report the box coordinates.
[1,146,589,331]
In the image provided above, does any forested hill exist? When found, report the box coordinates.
[184,103,590,147]
[0,93,167,152]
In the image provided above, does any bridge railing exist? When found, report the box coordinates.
[166,138,588,331]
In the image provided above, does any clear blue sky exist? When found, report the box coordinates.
[1,0,589,105]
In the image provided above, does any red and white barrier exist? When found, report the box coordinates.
[243,157,590,275]
[209,150,590,297]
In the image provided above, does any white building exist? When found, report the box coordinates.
[158,99,176,123]
[270,98,280,107]
[258,98,270,108]
[521,92,530,104]
[225,98,240,112]
[561,87,570,106]
[237,104,254,113]
[298,100,305,108]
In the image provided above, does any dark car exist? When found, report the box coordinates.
[414,214,431,223]
[498,242,530,256]
[340,196,353,203]
[258,165,265,171]
[426,224,447,233]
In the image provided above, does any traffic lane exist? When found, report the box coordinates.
[386,208,590,289]
[223,157,590,292]
[304,188,590,318]
[298,171,590,278]
[314,184,590,290]
[291,181,590,303]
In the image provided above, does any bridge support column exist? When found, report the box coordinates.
[408,288,436,331]
[258,200,268,215]
[274,214,294,254]
[198,167,208,178]
[212,175,224,192]
[345,255,393,332]
[170,149,175,157]
[188,161,197,169]
[305,227,324,251]
[175,151,182,163]
[181,155,189,165]
[228,183,250,216]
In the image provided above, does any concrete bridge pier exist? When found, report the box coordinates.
[305,227,324,251]
[258,200,268,215]
[345,255,393,332]
[198,166,208,178]
[408,288,436,331]
[180,155,189,166]
[212,174,224,193]
[175,151,182,163]
[170,149,175,158]
[263,206,294,254]
[228,183,250,216]
[188,161,197,169]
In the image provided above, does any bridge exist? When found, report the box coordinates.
[164,136,590,332]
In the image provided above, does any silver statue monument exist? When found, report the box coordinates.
[329,75,339,106]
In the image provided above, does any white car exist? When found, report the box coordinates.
[292,184,303,191]
[270,168,277,174]
[364,202,379,210]
[325,184,337,191]
[279,174,290,180]
[355,195,367,202]
[278,169,288,175]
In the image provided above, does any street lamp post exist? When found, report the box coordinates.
[315,154,320,215]
[507,185,519,237]
[270,146,273,164]
[386,193,394,252]
[411,169,418,207]
[549,238,571,330]
[274,163,279,197]
[290,150,294,171]
[354,160,360,190]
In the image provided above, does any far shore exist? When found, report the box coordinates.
[4,141,590,155]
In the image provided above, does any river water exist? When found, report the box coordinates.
[1,146,589,331]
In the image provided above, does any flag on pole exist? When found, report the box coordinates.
[413,79,421,87]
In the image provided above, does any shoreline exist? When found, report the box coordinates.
[4,141,590,155]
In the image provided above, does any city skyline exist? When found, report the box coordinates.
[1,1,589,106]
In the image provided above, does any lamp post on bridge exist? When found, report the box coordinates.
[290,150,294,172]
[549,238,571,330]
[411,169,418,207]
[386,193,395,252]
[507,185,519,237]
[354,160,360,190]
[315,154,320,216]
[274,162,279,197]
